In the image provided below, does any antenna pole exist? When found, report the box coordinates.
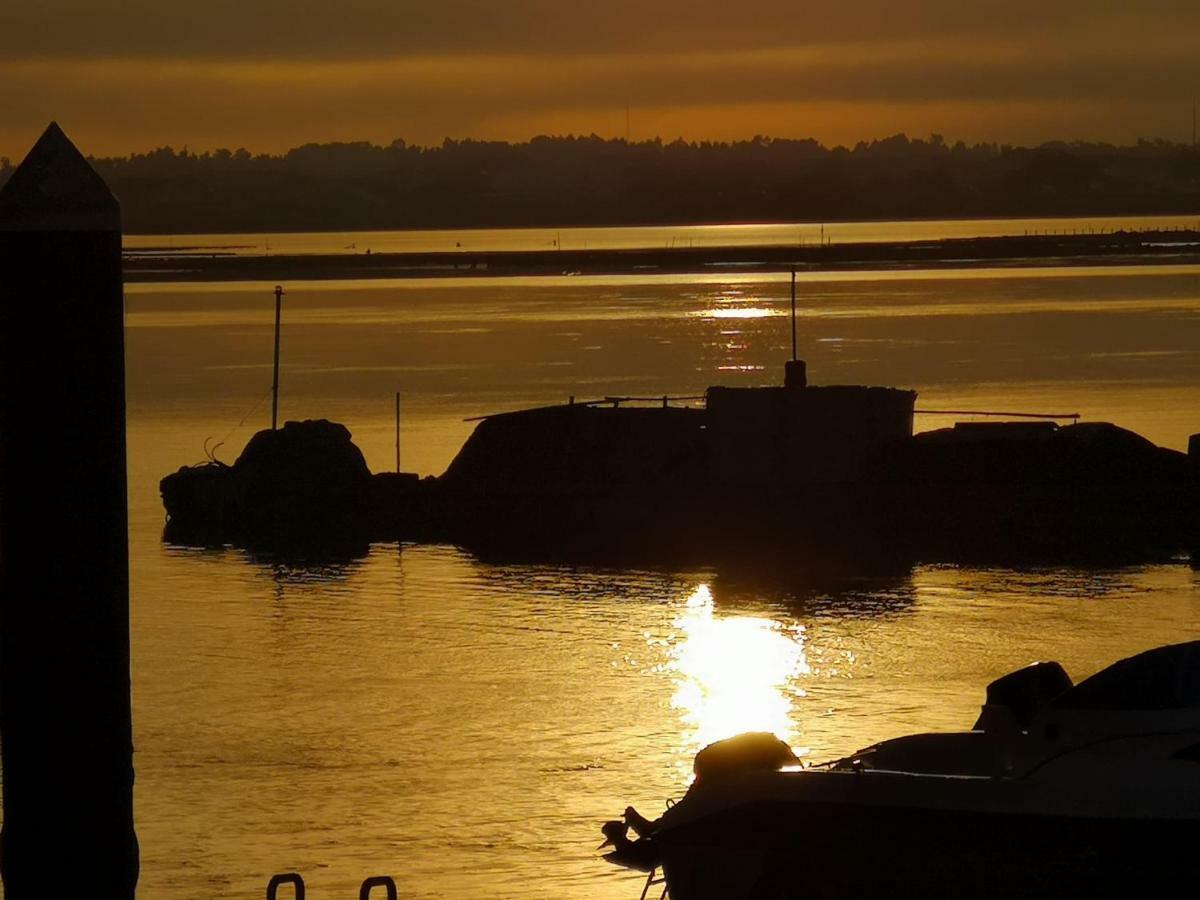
[271,284,284,430]
[790,268,797,361]
[395,391,401,473]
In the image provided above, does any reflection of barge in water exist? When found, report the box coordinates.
[160,359,1200,563]
[602,640,1200,898]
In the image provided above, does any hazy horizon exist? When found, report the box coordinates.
[6,129,1199,166]
[9,130,1195,235]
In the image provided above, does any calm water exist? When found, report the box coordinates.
[8,258,1200,898]
[124,213,1200,257]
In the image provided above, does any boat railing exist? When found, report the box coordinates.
[915,408,1080,421]
[464,395,706,421]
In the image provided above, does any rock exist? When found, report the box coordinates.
[160,461,235,545]
[231,419,372,553]
[160,419,374,555]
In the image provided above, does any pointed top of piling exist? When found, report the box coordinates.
[0,122,119,232]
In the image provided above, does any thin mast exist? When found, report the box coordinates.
[790,268,797,361]
[271,285,284,430]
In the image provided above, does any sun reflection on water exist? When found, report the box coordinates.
[669,584,809,758]
[691,306,783,319]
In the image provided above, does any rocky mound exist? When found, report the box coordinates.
[161,419,373,554]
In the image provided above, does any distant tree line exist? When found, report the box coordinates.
[1,134,1198,233]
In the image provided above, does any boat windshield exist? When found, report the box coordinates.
[1054,641,1200,711]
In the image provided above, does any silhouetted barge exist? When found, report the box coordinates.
[160,363,1200,563]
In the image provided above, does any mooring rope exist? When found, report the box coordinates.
[200,385,275,464]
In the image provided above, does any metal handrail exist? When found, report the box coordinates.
[264,873,397,899]
[266,873,305,900]
[359,875,398,900]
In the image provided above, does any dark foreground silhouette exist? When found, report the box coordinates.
[1,123,138,895]
[160,368,1200,567]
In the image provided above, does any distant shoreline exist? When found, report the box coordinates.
[122,230,1200,283]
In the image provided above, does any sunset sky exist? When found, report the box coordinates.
[3,1,1199,158]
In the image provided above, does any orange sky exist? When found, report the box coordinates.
[2,1,1198,158]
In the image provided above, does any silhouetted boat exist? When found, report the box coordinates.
[160,360,1200,564]
[605,641,1200,898]
[432,361,1199,564]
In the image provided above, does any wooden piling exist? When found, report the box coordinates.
[0,123,138,895]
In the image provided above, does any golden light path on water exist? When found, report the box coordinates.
[669,585,810,763]
[691,306,783,319]
[688,288,785,321]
